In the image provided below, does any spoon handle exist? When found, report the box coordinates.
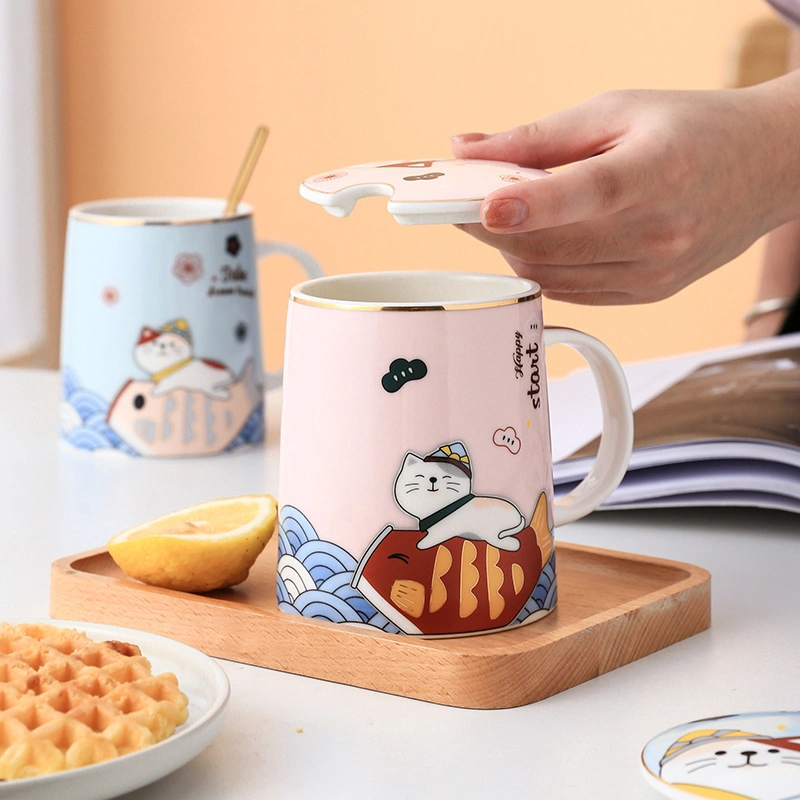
[225,125,269,215]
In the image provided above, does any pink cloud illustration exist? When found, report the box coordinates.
[493,426,521,454]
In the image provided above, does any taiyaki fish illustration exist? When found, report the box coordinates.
[352,492,553,636]
[107,358,262,457]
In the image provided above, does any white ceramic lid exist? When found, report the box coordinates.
[299,158,548,225]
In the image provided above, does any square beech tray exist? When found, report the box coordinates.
[50,540,710,709]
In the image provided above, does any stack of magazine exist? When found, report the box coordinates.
[550,332,800,514]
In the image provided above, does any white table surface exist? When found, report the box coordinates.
[2,367,799,800]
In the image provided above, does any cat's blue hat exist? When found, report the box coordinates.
[424,442,471,478]
[659,729,759,766]
[160,318,192,344]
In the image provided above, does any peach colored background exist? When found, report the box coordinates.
[57,0,772,377]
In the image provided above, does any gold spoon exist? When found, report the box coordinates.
[225,125,270,214]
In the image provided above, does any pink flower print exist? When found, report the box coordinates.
[500,173,531,184]
[101,286,119,305]
[172,252,204,285]
[311,171,347,183]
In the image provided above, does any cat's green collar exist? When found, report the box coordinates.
[418,493,475,532]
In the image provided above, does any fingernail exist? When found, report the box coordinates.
[482,198,528,229]
[451,132,489,144]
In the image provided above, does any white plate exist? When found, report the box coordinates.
[0,619,230,800]
[641,711,800,799]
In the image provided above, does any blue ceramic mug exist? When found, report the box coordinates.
[59,197,321,457]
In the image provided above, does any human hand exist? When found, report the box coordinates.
[451,80,800,304]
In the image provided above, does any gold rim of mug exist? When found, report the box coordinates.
[68,198,252,226]
[291,272,542,312]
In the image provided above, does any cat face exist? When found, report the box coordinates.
[660,737,800,800]
[394,453,471,519]
[134,331,192,374]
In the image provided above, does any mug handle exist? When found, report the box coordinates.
[255,240,324,390]
[544,326,634,527]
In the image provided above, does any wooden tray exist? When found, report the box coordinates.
[50,540,710,709]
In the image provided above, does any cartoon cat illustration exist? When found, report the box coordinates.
[658,728,800,800]
[394,442,526,551]
[134,318,235,399]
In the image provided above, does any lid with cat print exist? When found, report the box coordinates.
[299,158,548,225]
[640,711,800,799]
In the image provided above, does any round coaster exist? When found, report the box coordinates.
[640,711,800,800]
[299,158,548,225]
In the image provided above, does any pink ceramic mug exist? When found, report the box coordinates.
[277,271,633,637]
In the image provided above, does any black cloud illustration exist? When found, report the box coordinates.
[381,358,428,393]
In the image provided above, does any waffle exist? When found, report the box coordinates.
[0,622,189,781]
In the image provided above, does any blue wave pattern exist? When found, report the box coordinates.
[513,550,557,624]
[277,505,558,633]
[277,505,403,633]
[224,402,264,452]
[60,366,263,455]
[61,367,138,454]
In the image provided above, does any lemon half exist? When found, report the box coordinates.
[107,495,277,593]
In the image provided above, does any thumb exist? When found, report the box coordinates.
[477,145,637,232]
